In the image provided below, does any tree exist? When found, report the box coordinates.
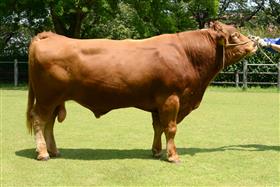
[0,0,112,39]
[48,0,94,38]
[0,0,52,59]
[218,0,266,26]
[1,0,279,59]
[185,0,220,28]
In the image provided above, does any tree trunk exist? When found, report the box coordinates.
[50,5,85,38]
[69,11,85,38]
[50,4,68,36]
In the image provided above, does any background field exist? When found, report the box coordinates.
[1,87,279,186]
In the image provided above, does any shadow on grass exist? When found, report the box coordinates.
[180,144,280,156]
[15,144,280,160]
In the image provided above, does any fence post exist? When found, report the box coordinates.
[14,59,18,87]
[235,70,239,88]
[277,60,280,91]
[242,60,248,90]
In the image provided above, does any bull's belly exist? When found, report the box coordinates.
[68,84,204,120]
[71,90,157,118]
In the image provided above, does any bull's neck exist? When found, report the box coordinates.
[177,30,224,88]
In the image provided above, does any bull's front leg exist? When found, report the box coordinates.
[151,112,164,158]
[164,121,179,163]
[158,95,180,163]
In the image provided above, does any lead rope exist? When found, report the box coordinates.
[250,36,280,70]
[258,44,277,64]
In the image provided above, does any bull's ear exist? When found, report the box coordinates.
[210,21,223,32]
[211,21,227,46]
[231,32,240,39]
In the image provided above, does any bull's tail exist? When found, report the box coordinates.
[26,37,36,134]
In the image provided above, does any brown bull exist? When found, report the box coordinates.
[26,21,257,162]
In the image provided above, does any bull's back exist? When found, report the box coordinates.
[29,33,187,112]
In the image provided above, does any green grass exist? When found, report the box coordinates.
[1,88,279,186]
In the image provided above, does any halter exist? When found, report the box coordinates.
[221,40,254,69]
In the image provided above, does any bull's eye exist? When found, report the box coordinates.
[231,32,240,39]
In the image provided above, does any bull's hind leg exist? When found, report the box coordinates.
[158,95,180,163]
[151,112,164,158]
[31,105,51,160]
[44,104,66,157]
[44,112,60,158]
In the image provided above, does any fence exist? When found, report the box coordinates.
[0,59,28,86]
[0,59,280,89]
[212,60,280,90]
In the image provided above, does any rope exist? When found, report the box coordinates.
[259,47,280,71]
[248,35,279,68]
[257,45,278,65]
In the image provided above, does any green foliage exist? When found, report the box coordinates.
[0,0,51,58]
[85,2,142,39]
[186,0,220,28]
[83,1,198,39]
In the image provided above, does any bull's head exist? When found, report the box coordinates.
[210,21,258,66]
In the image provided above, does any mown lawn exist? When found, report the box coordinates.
[1,87,279,186]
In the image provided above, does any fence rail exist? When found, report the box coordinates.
[212,60,280,90]
[0,60,28,86]
[1,59,280,89]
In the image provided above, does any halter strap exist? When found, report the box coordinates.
[225,40,252,48]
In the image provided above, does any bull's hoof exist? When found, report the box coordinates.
[37,154,50,161]
[167,155,180,164]
[152,149,163,158]
[49,151,61,158]
[168,159,181,164]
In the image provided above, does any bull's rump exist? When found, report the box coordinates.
[30,34,186,113]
